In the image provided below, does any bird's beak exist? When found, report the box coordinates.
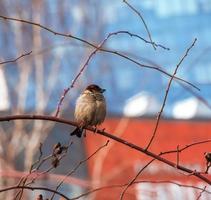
[101,88,106,93]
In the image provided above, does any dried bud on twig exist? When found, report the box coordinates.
[54,147,63,155]
[53,142,68,156]
[51,156,60,168]
[53,142,61,150]
[53,142,62,155]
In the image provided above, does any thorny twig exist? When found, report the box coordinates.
[146,38,197,150]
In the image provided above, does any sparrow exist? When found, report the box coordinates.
[71,84,106,138]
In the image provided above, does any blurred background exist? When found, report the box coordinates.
[0,0,211,199]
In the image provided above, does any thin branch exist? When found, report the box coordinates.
[114,31,169,50]
[119,159,154,199]
[0,51,32,65]
[14,141,72,200]
[30,143,43,172]
[0,15,199,91]
[0,15,166,50]
[50,140,109,200]
[161,139,211,155]
[123,0,156,50]
[146,38,197,150]
[196,186,207,200]
[0,114,210,185]
[13,143,43,200]
[0,185,70,200]
[71,180,211,200]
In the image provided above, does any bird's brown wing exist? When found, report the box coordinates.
[94,100,106,125]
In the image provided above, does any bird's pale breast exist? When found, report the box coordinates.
[74,93,96,126]
[74,92,106,127]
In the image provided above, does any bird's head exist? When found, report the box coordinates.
[85,84,106,93]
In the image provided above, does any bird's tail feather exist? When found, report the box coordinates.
[70,127,83,138]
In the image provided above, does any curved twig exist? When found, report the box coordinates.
[0,114,210,185]
[123,0,156,50]
[0,51,32,65]
[0,185,70,200]
[146,38,197,150]
[0,15,199,91]
[71,180,211,200]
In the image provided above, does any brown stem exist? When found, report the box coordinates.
[146,38,197,150]
[0,114,210,185]
[0,51,32,65]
